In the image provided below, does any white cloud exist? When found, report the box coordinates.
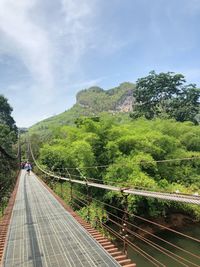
[61,0,95,58]
[0,0,104,126]
[0,0,124,97]
[0,0,54,99]
[2,0,184,127]
[57,0,98,78]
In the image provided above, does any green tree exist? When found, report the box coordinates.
[0,95,17,132]
[132,71,200,122]
[0,95,17,216]
[170,86,200,122]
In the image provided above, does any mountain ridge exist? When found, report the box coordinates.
[30,82,135,132]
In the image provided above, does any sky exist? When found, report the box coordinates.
[0,0,200,127]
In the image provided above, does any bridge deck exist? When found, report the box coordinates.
[2,171,120,267]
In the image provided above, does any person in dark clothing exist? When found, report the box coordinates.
[24,162,32,174]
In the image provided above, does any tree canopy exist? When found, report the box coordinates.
[132,71,200,123]
[0,95,17,132]
[0,95,17,216]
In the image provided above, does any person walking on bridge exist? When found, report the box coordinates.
[24,161,32,175]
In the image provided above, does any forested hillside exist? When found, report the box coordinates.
[76,82,134,112]
[30,82,135,133]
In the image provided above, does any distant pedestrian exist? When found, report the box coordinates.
[24,162,32,175]
[21,161,25,169]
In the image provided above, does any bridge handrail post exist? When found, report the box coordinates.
[66,168,73,203]
[76,168,91,222]
[57,169,65,198]
[120,187,130,255]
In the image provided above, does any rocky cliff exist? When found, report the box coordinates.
[76,82,135,113]
[30,82,135,131]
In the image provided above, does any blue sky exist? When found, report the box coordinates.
[0,0,200,127]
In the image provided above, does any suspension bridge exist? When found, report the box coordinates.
[0,143,200,267]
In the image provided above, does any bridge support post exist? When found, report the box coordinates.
[60,181,63,198]
[69,181,73,203]
[86,185,91,223]
[120,189,129,255]
[65,169,73,203]
[76,168,91,223]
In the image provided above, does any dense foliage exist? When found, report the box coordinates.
[132,71,200,123]
[0,95,18,216]
[32,115,200,220]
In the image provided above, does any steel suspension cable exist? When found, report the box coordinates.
[53,169,200,195]
[49,168,200,202]
[107,217,199,267]
[106,209,200,261]
[52,165,200,198]
[74,189,200,244]
[72,193,200,266]
[71,195,165,267]
[102,223,165,267]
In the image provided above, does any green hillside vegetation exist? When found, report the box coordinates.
[30,82,135,133]
[132,71,200,123]
[31,116,200,220]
